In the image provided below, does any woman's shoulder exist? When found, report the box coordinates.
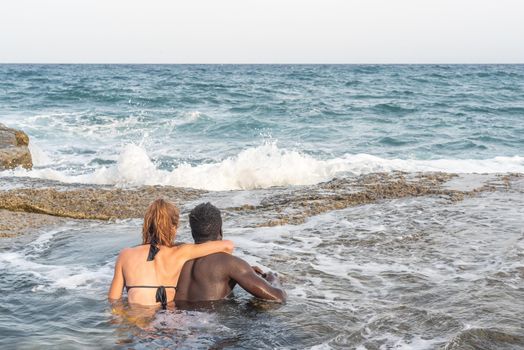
[163,243,191,258]
[118,245,148,259]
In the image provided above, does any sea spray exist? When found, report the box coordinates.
[2,142,524,190]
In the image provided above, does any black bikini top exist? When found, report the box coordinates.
[125,244,177,310]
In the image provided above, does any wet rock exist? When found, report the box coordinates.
[0,209,67,237]
[0,172,502,236]
[0,123,32,170]
[226,172,478,227]
[0,185,205,220]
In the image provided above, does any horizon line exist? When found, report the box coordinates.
[1,62,523,65]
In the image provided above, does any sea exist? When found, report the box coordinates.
[0,64,523,349]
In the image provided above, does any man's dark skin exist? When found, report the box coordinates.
[175,203,286,302]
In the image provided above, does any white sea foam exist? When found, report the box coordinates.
[170,110,203,126]
[0,250,114,292]
[1,143,523,191]
[28,142,52,166]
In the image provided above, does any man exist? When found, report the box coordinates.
[175,202,287,302]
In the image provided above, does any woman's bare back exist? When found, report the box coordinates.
[121,245,183,305]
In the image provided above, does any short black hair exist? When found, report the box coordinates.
[189,202,222,243]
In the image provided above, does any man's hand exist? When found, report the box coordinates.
[230,259,286,302]
[252,266,281,285]
[252,265,266,278]
[263,271,280,285]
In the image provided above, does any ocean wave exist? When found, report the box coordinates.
[371,103,417,114]
[2,143,523,191]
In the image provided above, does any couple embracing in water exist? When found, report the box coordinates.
[108,199,286,309]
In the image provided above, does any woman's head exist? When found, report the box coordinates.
[142,198,180,247]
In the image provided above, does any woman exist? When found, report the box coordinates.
[108,198,234,309]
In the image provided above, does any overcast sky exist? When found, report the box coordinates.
[0,0,523,63]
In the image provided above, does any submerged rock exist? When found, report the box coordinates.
[0,123,32,170]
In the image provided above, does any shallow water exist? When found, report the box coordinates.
[1,177,522,349]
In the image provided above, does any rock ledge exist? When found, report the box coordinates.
[0,123,32,169]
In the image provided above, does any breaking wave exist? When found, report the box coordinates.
[2,143,523,191]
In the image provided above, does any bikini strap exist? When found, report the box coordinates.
[126,286,177,290]
[125,285,177,310]
[147,243,160,261]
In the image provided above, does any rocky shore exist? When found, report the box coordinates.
[0,182,205,220]
[223,172,515,227]
[0,178,206,236]
[0,123,32,170]
[0,209,67,238]
[1,171,516,237]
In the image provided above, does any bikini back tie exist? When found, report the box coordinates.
[125,242,177,309]
[126,285,177,310]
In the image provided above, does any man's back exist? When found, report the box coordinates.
[175,253,234,301]
[175,253,286,302]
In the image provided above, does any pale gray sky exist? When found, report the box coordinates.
[0,0,523,63]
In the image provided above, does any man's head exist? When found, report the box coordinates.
[189,202,223,243]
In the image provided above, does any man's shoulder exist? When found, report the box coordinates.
[188,253,236,282]
[197,252,236,263]
[195,253,249,269]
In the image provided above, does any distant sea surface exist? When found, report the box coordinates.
[0,64,523,190]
